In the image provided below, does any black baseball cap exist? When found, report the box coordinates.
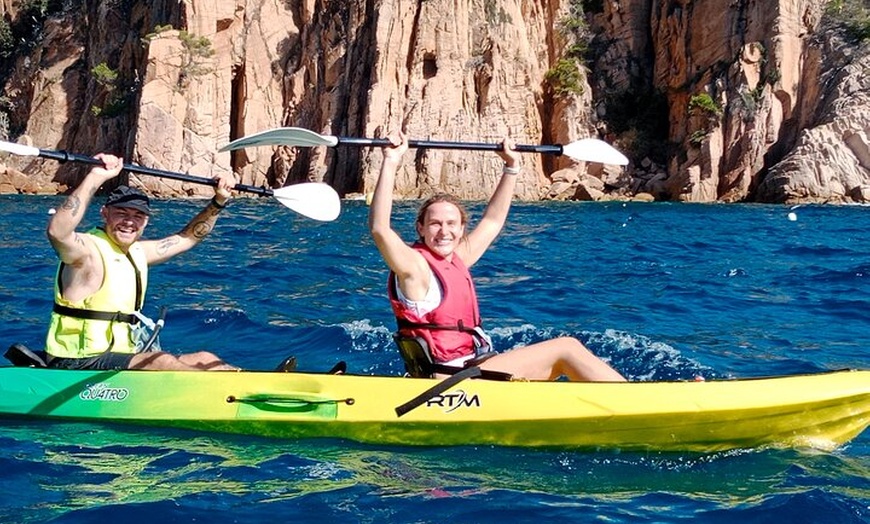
[105,186,151,215]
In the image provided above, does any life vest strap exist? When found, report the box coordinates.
[396,318,476,334]
[53,303,139,325]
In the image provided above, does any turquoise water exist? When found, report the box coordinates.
[0,195,868,522]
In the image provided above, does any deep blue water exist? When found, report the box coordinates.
[0,195,868,523]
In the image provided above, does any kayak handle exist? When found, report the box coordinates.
[226,395,355,406]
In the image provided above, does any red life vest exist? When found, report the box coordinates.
[388,244,481,363]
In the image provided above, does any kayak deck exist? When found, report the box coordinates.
[0,368,867,452]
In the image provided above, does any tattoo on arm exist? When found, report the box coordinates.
[61,196,81,216]
[190,220,213,240]
[182,205,220,240]
[156,237,180,256]
[165,205,220,250]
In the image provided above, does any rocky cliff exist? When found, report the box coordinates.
[0,0,867,203]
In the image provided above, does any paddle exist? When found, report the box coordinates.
[0,140,341,221]
[219,127,631,165]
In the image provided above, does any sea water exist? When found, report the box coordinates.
[0,195,867,523]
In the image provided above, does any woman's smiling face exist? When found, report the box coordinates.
[416,201,465,259]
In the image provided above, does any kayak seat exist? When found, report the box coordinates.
[5,343,49,368]
[274,355,297,372]
[274,355,347,374]
[393,334,434,378]
[392,334,512,381]
[327,361,347,374]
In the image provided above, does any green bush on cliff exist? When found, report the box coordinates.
[561,0,593,60]
[561,7,586,33]
[177,30,214,89]
[91,62,118,87]
[689,93,723,118]
[143,24,174,41]
[179,30,214,60]
[90,62,128,118]
[140,26,214,90]
[546,0,593,98]
[545,59,584,97]
[687,93,722,149]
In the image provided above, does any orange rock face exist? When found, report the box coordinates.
[0,0,867,203]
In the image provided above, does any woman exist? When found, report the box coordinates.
[369,130,626,382]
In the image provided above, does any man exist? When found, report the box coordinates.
[45,153,238,371]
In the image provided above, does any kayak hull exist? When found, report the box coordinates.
[0,368,867,452]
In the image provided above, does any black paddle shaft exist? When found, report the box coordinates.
[336,137,564,156]
[36,148,275,197]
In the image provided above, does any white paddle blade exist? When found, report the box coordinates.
[561,138,630,165]
[0,140,40,157]
[219,128,339,152]
[273,183,341,221]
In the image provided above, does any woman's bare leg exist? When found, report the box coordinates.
[480,337,626,382]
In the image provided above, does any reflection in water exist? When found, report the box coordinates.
[3,421,868,522]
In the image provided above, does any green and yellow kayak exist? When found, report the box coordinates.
[0,367,867,452]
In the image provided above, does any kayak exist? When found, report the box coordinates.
[0,366,867,452]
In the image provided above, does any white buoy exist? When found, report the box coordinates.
[787,212,797,221]
[48,208,56,215]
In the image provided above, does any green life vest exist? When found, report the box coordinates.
[45,228,148,358]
